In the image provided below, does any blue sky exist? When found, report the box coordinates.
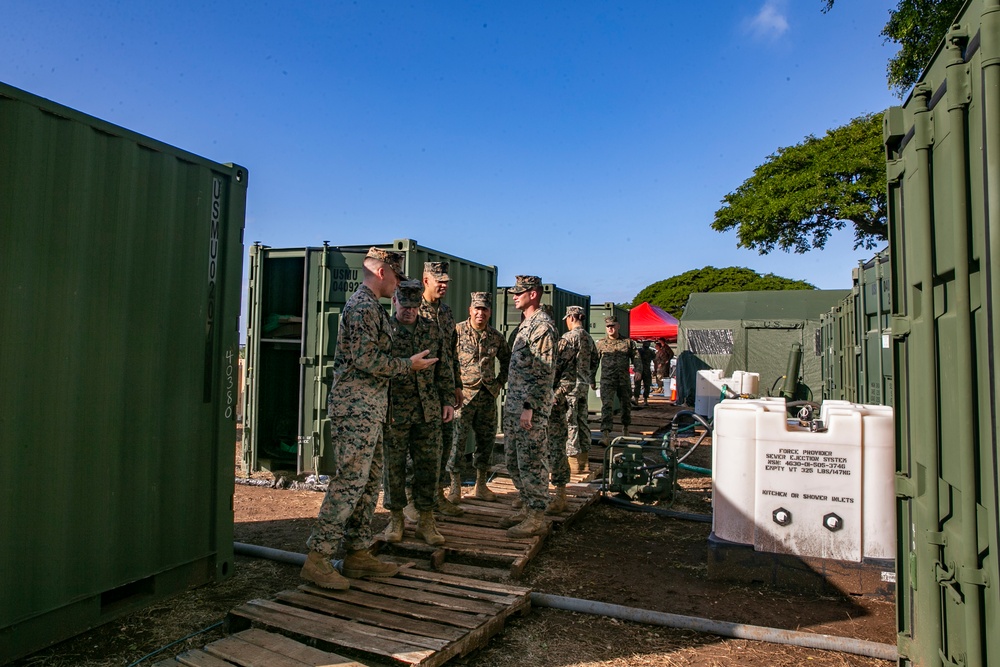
[3,1,902,306]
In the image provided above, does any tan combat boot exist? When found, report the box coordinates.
[601,430,612,447]
[384,510,404,543]
[300,551,350,590]
[446,472,462,503]
[499,505,529,528]
[342,549,399,579]
[567,455,580,474]
[415,510,445,546]
[546,486,568,515]
[507,509,548,538]
[474,468,497,501]
[436,488,465,517]
[402,501,419,523]
[576,451,589,473]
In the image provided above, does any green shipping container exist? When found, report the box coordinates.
[0,83,246,662]
[242,240,497,474]
[588,302,631,413]
[820,250,893,407]
[885,2,1000,664]
[819,303,849,402]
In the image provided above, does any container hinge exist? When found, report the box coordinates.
[939,648,967,667]
[891,317,911,338]
[895,473,915,499]
[958,566,989,588]
[935,561,964,604]
[895,634,911,660]
[926,530,947,546]
[886,158,905,183]
[300,356,315,367]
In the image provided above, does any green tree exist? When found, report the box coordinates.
[712,113,887,254]
[632,267,814,318]
[823,0,965,98]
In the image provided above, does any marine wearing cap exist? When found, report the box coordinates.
[424,261,450,282]
[564,305,586,319]
[470,291,492,308]
[509,275,542,294]
[367,247,407,280]
[395,280,423,308]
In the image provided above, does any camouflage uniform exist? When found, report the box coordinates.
[596,331,637,433]
[450,318,510,471]
[632,343,655,402]
[547,330,580,487]
[419,296,460,481]
[654,342,674,390]
[384,305,455,512]
[560,325,599,457]
[504,307,557,511]
[307,282,411,557]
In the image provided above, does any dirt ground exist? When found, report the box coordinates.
[11,430,896,667]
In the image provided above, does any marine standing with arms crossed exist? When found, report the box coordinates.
[382,281,455,547]
[302,248,438,590]
[596,315,636,446]
[446,291,511,502]
[500,275,557,538]
[419,261,465,517]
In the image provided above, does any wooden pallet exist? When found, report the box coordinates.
[154,627,371,666]
[376,472,600,578]
[213,568,531,667]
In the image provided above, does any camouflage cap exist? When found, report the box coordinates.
[564,305,586,319]
[508,275,542,294]
[604,315,619,325]
[470,291,492,308]
[423,261,450,282]
[366,247,407,279]
[394,280,423,308]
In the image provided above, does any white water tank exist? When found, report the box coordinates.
[694,370,760,417]
[712,398,894,562]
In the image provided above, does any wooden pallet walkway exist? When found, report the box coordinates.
[154,568,531,667]
[375,468,601,578]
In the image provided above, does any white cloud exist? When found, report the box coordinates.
[747,0,789,40]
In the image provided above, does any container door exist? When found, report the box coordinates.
[242,245,265,473]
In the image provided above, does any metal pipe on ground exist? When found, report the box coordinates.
[233,541,896,661]
[530,593,898,662]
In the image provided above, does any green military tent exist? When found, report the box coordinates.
[677,289,850,401]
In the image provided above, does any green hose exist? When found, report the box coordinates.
[679,462,711,476]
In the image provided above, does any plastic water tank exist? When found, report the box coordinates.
[712,397,894,562]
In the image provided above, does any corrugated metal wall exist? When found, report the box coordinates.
[0,82,246,662]
[886,2,1000,663]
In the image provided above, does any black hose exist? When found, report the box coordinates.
[601,494,711,523]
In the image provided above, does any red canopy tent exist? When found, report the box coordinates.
[628,302,679,342]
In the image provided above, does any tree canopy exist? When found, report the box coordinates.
[824,0,965,98]
[712,113,887,254]
[632,266,814,318]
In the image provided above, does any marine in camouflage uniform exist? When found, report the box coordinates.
[384,282,455,515]
[449,291,510,499]
[596,315,637,441]
[560,307,599,462]
[632,340,655,404]
[544,308,582,513]
[304,247,433,588]
[502,276,557,518]
[419,261,464,515]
